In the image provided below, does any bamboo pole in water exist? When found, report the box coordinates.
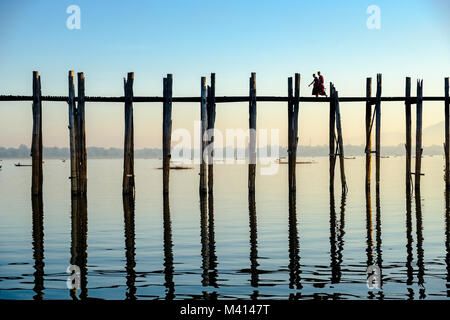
[163,74,173,194]
[123,72,135,195]
[415,80,423,193]
[207,73,216,194]
[333,88,347,194]
[68,71,79,194]
[77,73,87,194]
[445,77,450,190]
[200,77,208,194]
[248,72,257,193]
[31,71,43,195]
[405,77,412,192]
[365,78,372,190]
[375,74,382,190]
[329,83,336,193]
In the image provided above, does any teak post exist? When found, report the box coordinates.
[287,77,294,191]
[248,72,257,193]
[405,77,412,192]
[329,83,336,193]
[77,73,87,194]
[163,74,173,194]
[415,80,423,193]
[207,73,216,194]
[68,71,79,194]
[31,71,43,195]
[290,73,300,192]
[123,72,135,195]
[445,77,450,190]
[333,88,347,194]
[365,78,372,190]
[375,74,382,190]
[200,77,208,194]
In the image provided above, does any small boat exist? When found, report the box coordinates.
[61,159,66,162]
[344,156,356,160]
[15,162,32,167]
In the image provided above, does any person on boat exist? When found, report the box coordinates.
[308,74,319,97]
[317,71,328,97]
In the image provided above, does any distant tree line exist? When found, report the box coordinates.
[0,144,444,159]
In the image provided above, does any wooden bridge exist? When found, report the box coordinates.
[1,72,449,198]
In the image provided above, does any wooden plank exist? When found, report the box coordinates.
[248,72,257,193]
[77,73,87,194]
[162,74,173,194]
[31,71,43,195]
[445,77,450,190]
[123,72,135,195]
[365,78,372,190]
[68,71,79,194]
[405,77,412,192]
[375,74,382,189]
[334,89,347,194]
[207,73,216,194]
[329,83,336,192]
[415,80,423,193]
[199,77,208,194]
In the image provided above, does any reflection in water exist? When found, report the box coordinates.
[199,191,218,299]
[288,191,301,296]
[70,196,88,300]
[329,191,346,285]
[365,185,383,299]
[415,189,426,299]
[207,192,218,289]
[249,191,259,299]
[405,188,414,297]
[445,191,450,297]
[31,194,45,300]
[123,195,136,300]
[163,192,175,300]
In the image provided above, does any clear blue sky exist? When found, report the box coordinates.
[0,0,449,148]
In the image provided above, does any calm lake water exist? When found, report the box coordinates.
[1,156,450,300]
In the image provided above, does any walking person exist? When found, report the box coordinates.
[308,74,319,97]
[317,71,328,97]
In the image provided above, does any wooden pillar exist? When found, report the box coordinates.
[287,77,294,191]
[123,72,135,195]
[77,73,87,194]
[329,83,336,193]
[291,73,300,192]
[248,72,257,193]
[207,73,216,194]
[415,80,423,193]
[445,77,450,190]
[375,74,382,190]
[68,71,79,194]
[334,88,347,194]
[199,77,208,194]
[163,74,173,194]
[405,77,412,192]
[365,78,372,190]
[31,71,43,195]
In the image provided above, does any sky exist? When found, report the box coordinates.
[0,0,449,148]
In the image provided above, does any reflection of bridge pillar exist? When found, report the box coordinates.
[123,195,136,300]
[70,195,88,300]
[32,194,44,300]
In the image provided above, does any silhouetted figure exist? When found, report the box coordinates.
[308,74,319,97]
[318,71,328,97]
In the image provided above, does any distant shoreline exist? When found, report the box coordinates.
[0,144,445,159]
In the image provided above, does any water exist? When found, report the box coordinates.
[0,156,449,300]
